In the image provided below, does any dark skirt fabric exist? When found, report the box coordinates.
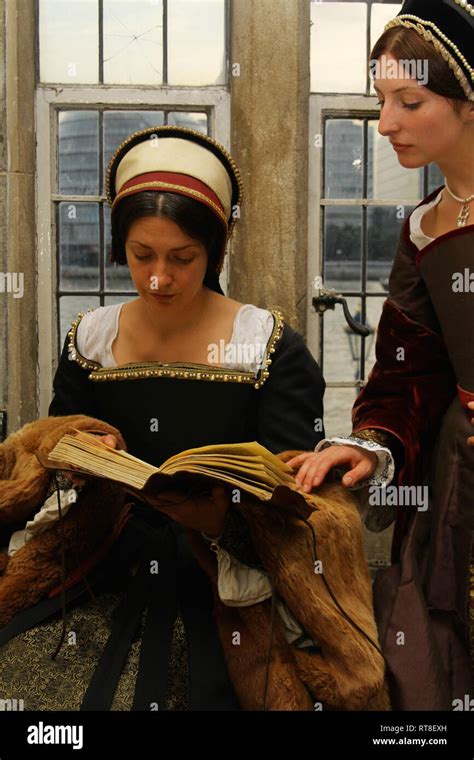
[373,395,473,709]
[0,504,240,711]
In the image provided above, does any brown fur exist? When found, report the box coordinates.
[187,464,391,711]
[0,415,128,626]
[0,423,389,711]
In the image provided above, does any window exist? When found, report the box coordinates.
[39,0,227,86]
[308,2,443,438]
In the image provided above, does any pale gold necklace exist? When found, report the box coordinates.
[445,183,474,227]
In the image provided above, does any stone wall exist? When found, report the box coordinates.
[229,0,310,334]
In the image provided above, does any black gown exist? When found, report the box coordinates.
[41,306,325,710]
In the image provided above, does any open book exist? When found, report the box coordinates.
[37,429,301,505]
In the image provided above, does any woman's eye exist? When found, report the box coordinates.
[174,257,193,265]
[135,254,152,260]
[403,102,421,110]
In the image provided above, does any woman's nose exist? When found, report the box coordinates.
[148,267,173,290]
[378,105,399,137]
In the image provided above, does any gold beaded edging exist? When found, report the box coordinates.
[384,16,474,101]
[112,180,228,228]
[67,308,284,390]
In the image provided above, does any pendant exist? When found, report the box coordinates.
[457,203,470,228]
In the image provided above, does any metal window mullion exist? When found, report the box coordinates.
[55,202,62,357]
[328,290,384,299]
[360,118,369,383]
[365,1,372,96]
[98,0,104,84]
[98,110,105,304]
[57,290,135,297]
[320,199,418,207]
[326,381,366,389]
[163,0,168,85]
[225,0,231,84]
[52,195,106,203]
[319,204,325,372]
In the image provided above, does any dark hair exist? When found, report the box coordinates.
[370,27,468,113]
[109,192,227,293]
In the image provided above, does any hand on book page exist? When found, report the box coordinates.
[144,483,230,537]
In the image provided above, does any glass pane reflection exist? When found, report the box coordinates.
[311,2,367,93]
[168,0,226,85]
[368,120,422,200]
[39,0,99,84]
[323,206,362,289]
[323,295,363,384]
[167,112,208,133]
[369,3,403,97]
[367,205,415,281]
[58,202,100,292]
[103,111,165,168]
[59,295,101,350]
[325,120,364,199]
[322,294,384,387]
[58,112,100,196]
[428,163,445,194]
[103,0,163,84]
[323,386,358,439]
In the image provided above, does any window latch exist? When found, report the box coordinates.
[312,282,372,337]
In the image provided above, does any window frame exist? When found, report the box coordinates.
[36,85,230,417]
[307,93,433,394]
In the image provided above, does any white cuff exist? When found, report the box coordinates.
[314,436,395,489]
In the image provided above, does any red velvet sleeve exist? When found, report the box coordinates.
[352,298,456,488]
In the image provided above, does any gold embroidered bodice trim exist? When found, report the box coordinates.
[67,308,284,389]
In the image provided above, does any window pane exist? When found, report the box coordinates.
[368,120,422,200]
[311,3,367,93]
[103,111,165,168]
[323,386,359,438]
[104,295,137,306]
[323,295,365,383]
[103,0,163,84]
[59,295,101,349]
[369,3,403,96]
[370,3,403,51]
[323,206,362,290]
[168,0,226,86]
[58,202,100,292]
[167,112,208,133]
[104,205,136,291]
[365,296,386,374]
[428,163,444,194]
[325,120,364,199]
[367,206,414,282]
[39,0,99,84]
[58,112,100,196]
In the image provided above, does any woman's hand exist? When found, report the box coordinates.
[64,434,118,487]
[286,445,379,493]
[467,401,474,447]
[146,484,231,537]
